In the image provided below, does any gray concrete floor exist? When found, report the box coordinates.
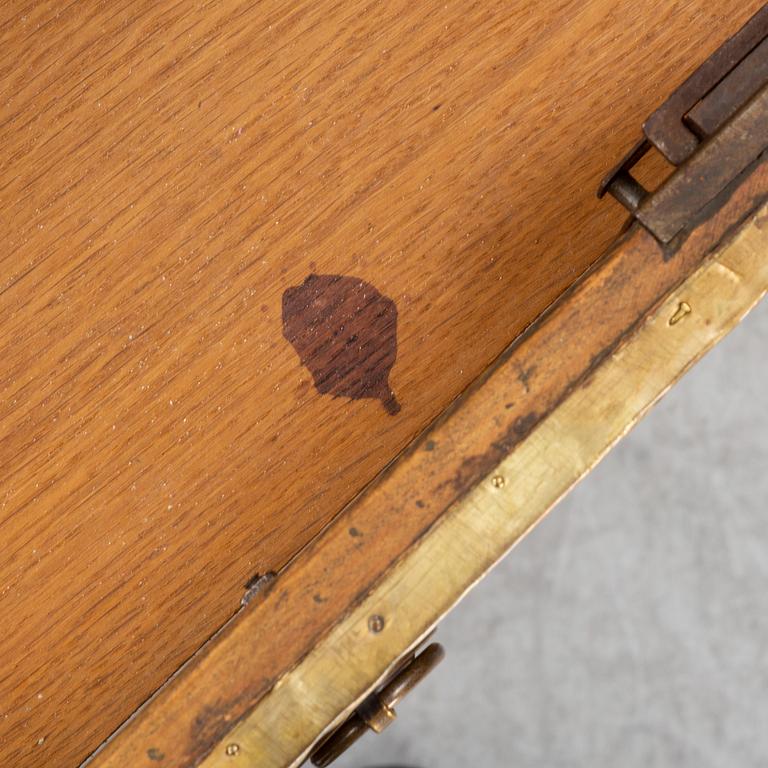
[335,298,768,768]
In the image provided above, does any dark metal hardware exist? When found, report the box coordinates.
[309,643,445,768]
[599,6,768,243]
[598,137,652,213]
[685,35,768,141]
[644,5,768,165]
[636,87,768,242]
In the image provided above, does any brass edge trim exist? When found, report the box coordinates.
[200,205,768,768]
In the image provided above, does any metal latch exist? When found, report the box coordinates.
[309,642,445,767]
[598,5,768,243]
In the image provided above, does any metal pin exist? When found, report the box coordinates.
[669,301,692,325]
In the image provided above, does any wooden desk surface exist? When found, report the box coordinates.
[0,2,761,765]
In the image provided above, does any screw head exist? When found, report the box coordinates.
[368,614,385,634]
[491,475,506,488]
[225,743,240,757]
[669,301,692,326]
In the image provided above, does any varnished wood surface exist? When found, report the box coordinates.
[201,201,768,768]
[0,2,762,766]
[89,150,768,767]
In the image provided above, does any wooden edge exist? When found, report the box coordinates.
[200,197,768,768]
[86,153,768,768]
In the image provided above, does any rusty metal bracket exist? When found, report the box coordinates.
[599,5,768,243]
[645,5,768,165]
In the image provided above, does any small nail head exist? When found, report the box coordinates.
[669,301,692,326]
[491,475,506,488]
[368,614,385,634]
[225,743,240,757]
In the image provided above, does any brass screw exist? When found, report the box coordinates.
[225,743,240,757]
[368,614,385,634]
[669,301,692,326]
[491,475,506,488]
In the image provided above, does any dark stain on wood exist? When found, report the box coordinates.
[282,274,401,414]
[514,362,536,393]
[510,412,538,439]
[188,696,251,763]
[446,410,540,495]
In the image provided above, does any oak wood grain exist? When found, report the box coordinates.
[90,148,768,768]
[0,2,761,766]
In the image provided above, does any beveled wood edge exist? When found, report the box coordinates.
[199,200,768,768]
[86,153,768,768]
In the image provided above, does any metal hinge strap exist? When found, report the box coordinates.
[599,5,768,243]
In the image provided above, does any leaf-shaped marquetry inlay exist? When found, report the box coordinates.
[282,274,401,415]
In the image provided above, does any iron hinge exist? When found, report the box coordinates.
[598,5,768,243]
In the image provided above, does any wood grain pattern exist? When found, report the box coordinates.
[199,201,768,768]
[88,150,768,768]
[0,2,761,766]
